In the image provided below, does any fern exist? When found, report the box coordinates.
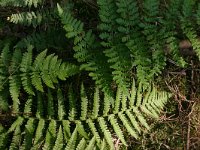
[0,45,79,113]
[164,0,186,67]
[9,11,42,27]
[1,80,171,149]
[180,0,200,59]
[0,0,42,7]
[109,114,127,146]
[32,119,45,149]
[65,127,78,150]
[2,1,199,150]
[21,118,36,149]
[80,84,88,120]
[58,4,113,94]
[43,119,57,149]
[98,117,115,150]
[53,125,64,150]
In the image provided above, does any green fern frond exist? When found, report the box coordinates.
[65,127,78,150]
[92,87,100,119]
[87,119,101,144]
[0,0,42,7]
[9,75,21,112]
[118,112,138,139]
[53,125,64,150]
[0,43,10,91]
[0,125,7,149]
[43,120,57,149]
[32,119,45,149]
[36,92,44,118]
[109,114,127,146]
[98,117,115,150]
[3,80,171,149]
[100,138,109,150]
[132,107,150,130]
[20,46,34,95]
[98,0,117,41]
[62,120,71,141]
[180,0,200,59]
[80,84,88,120]
[23,97,33,116]
[103,92,112,116]
[21,118,36,149]
[1,47,80,103]
[76,138,86,150]
[125,110,141,134]
[58,4,113,94]
[9,49,22,112]
[85,136,96,150]
[9,126,22,150]
[7,116,24,133]
[76,121,89,139]
[9,11,42,27]
[68,86,77,121]
[114,86,122,113]
[57,88,66,120]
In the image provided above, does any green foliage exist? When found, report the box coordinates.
[58,0,200,90]
[0,80,171,149]
[1,0,200,149]
[0,44,79,112]
[58,4,113,94]
[0,0,42,8]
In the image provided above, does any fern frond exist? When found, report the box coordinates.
[92,87,100,119]
[98,0,117,41]
[22,118,36,149]
[80,84,88,120]
[9,126,22,150]
[58,4,113,94]
[118,112,138,139]
[9,11,42,27]
[62,120,71,141]
[0,43,10,91]
[32,119,45,149]
[85,136,96,150]
[9,75,21,112]
[57,88,66,120]
[20,46,34,95]
[43,120,57,149]
[65,127,78,150]
[132,107,150,130]
[129,79,136,106]
[109,114,127,146]
[7,116,24,133]
[98,117,114,150]
[0,125,7,149]
[9,49,22,112]
[125,110,141,134]
[0,0,42,7]
[76,138,86,150]
[23,97,33,116]
[114,86,122,113]
[68,86,77,121]
[103,92,111,116]
[36,92,44,118]
[53,125,64,150]
[76,121,89,139]
[87,119,101,144]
